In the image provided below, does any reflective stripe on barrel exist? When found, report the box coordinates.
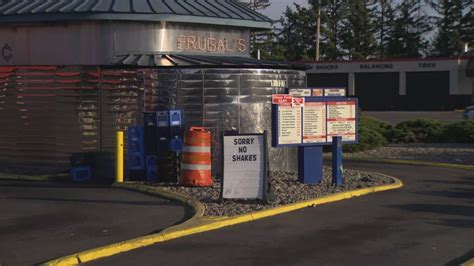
[179,127,213,187]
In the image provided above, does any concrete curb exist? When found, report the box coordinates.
[342,157,474,170]
[42,174,403,265]
[0,173,69,182]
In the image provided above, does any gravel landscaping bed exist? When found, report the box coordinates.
[157,167,393,217]
[343,143,474,165]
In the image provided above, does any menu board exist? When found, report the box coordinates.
[303,102,327,143]
[278,105,302,144]
[272,94,357,147]
[327,101,357,142]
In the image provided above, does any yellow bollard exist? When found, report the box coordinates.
[116,131,124,183]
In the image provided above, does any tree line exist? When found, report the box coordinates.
[245,0,474,61]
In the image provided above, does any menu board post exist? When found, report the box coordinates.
[272,95,358,185]
[298,146,323,184]
[331,136,343,186]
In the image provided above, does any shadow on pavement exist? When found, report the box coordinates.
[388,204,474,217]
[428,218,474,229]
[422,178,474,186]
[5,196,181,206]
[414,190,474,200]
[0,181,112,189]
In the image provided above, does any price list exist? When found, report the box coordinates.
[303,102,327,143]
[278,106,302,144]
[327,101,356,142]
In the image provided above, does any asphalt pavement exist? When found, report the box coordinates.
[0,182,187,266]
[89,162,474,266]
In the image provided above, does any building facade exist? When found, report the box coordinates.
[305,58,473,111]
[0,0,305,174]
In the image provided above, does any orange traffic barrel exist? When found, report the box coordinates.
[180,126,213,186]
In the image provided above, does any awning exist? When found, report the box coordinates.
[113,54,309,70]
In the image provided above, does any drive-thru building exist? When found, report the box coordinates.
[304,57,474,111]
[0,0,305,174]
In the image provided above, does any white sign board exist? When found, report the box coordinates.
[324,88,346,97]
[303,102,327,143]
[327,101,357,142]
[289,88,312,97]
[222,134,266,200]
[277,106,302,144]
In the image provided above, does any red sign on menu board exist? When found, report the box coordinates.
[272,94,293,105]
[292,97,305,107]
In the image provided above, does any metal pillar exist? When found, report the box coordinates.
[298,146,323,184]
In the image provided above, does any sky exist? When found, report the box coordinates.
[261,0,308,20]
[260,0,418,21]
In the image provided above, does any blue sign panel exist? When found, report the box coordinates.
[169,110,182,127]
[156,111,169,127]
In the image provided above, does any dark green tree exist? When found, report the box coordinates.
[242,0,270,10]
[386,0,432,57]
[277,4,316,61]
[431,0,468,56]
[308,0,348,60]
[242,0,273,59]
[460,2,474,51]
[340,0,378,59]
[374,0,397,58]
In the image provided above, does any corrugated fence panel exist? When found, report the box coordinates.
[0,66,144,174]
[0,67,16,168]
[100,69,144,153]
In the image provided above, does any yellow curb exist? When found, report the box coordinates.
[344,157,474,170]
[42,182,205,266]
[461,258,474,266]
[42,173,403,266]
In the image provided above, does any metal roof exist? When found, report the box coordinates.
[113,54,309,70]
[0,0,272,29]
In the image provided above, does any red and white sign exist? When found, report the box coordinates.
[272,94,293,105]
[312,89,324,97]
[327,101,357,142]
[292,97,305,107]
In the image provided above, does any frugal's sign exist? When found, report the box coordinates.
[176,36,246,54]
[115,22,250,56]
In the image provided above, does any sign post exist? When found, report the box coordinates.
[298,146,323,184]
[331,136,343,186]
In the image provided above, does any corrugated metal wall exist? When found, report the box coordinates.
[1,66,305,175]
[0,66,143,174]
[143,68,306,175]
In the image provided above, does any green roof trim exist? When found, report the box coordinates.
[0,0,273,30]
